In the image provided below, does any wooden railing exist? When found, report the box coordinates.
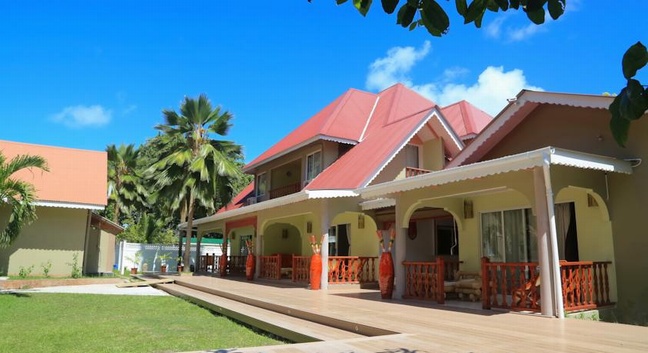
[482,258,614,313]
[403,258,445,303]
[561,261,613,311]
[198,254,245,276]
[482,258,541,312]
[198,253,218,273]
[259,255,281,280]
[293,256,311,283]
[405,167,431,178]
[269,182,301,199]
[328,256,378,284]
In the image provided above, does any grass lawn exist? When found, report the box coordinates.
[0,292,285,353]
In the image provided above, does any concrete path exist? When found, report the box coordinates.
[3,283,169,296]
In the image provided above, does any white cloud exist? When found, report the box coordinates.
[366,41,431,90]
[51,105,112,128]
[365,43,543,116]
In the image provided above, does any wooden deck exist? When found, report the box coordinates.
[158,275,648,353]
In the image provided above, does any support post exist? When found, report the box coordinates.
[393,214,407,299]
[320,201,330,290]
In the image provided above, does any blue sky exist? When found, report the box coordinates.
[1,1,646,162]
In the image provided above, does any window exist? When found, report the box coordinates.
[328,224,350,256]
[481,209,537,263]
[405,144,419,168]
[256,173,267,197]
[306,151,322,182]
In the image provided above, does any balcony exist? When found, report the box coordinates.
[405,167,431,178]
[269,182,302,199]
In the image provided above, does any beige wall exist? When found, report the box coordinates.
[479,104,647,323]
[422,138,445,171]
[0,206,88,276]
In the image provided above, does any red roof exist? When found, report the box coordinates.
[441,100,492,139]
[217,182,255,214]
[0,140,107,207]
[244,89,378,172]
[219,84,493,212]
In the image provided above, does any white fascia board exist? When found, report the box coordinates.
[191,191,309,227]
[35,201,104,210]
[360,147,633,200]
[305,190,358,199]
[431,108,464,155]
[360,198,396,210]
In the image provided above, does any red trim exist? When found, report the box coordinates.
[225,217,257,236]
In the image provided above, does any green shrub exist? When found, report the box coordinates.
[41,260,52,278]
[18,265,34,279]
[67,253,82,279]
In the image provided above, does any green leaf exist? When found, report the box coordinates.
[474,11,485,27]
[547,0,565,20]
[609,95,630,147]
[510,0,521,9]
[464,0,486,24]
[526,0,548,11]
[337,0,348,4]
[409,21,419,31]
[619,80,648,121]
[397,3,417,27]
[354,0,373,16]
[494,0,508,11]
[381,0,399,14]
[622,42,648,80]
[455,0,467,16]
[420,0,450,36]
[525,8,545,24]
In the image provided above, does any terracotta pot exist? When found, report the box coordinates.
[219,255,228,277]
[130,267,138,275]
[177,264,184,272]
[379,251,394,299]
[310,254,322,290]
[160,265,167,273]
[245,254,255,281]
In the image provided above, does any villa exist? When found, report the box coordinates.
[189,84,648,324]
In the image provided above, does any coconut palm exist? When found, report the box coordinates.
[152,94,242,271]
[0,152,48,247]
[107,143,146,223]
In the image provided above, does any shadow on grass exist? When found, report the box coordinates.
[0,291,32,298]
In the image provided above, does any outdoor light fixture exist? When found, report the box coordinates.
[358,214,365,229]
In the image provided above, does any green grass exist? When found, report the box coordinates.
[0,293,285,353]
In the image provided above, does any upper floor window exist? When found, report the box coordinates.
[306,150,322,182]
[405,144,419,168]
[256,173,267,197]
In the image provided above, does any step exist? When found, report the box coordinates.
[156,283,366,343]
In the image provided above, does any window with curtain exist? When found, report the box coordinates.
[256,173,267,197]
[481,209,537,262]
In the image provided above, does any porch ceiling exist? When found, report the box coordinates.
[359,146,632,200]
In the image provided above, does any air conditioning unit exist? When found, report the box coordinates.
[246,197,257,206]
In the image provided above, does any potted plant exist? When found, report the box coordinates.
[159,253,171,273]
[126,251,143,275]
[176,256,184,272]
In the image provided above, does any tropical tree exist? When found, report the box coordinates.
[0,152,48,247]
[151,94,243,271]
[118,212,176,244]
[107,144,146,224]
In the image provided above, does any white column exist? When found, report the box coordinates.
[256,231,262,277]
[533,165,564,318]
[320,201,330,290]
[393,213,407,299]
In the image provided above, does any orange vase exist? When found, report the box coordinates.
[310,254,322,290]
[245,254,255,281]
[379,251,394,299]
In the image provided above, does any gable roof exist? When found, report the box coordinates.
[447,91,614,168]
[244,89,378,172]
[0,140,107,209]
[440,100,493,139]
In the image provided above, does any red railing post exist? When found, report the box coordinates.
[437,257,445,304]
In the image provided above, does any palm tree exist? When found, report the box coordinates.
[152,94,242,271]
[0,152,48,247]
[107,144,146,224]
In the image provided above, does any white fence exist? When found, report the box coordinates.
[115,241,226,274]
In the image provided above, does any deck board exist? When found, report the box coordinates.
[165,276,648,353]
